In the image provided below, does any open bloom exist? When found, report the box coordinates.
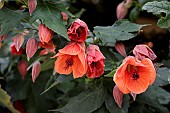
[133,44,157,62]
[67,19,88,42]
[114,56,156,94]
[53,42,87,78]
[38,23,53,43]
[86,45,105,78]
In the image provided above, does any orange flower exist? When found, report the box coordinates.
[38,24,53,43]
[39,40,56,55]
[53,42,87,78]
[114,56,156,94]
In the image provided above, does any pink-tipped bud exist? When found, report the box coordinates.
[130,92,137,101]
[28,0,37,16]
[17,60,28,79]
[26,38,39,61]
[116,2,128,19]
[32,61,41,83]
[113,85,123,108]
[38,24,53,43]
[61,12,68,22]
[13,34,25,52]
[115,41,127,57]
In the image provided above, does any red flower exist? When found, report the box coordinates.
[13,34,25,52]
[53,42,87,78]
[115,41,127,57]
[39,40,56,55]
[32,61,41,82]
[133,44,157,61]
[68,19,88,43]
[10,43,24,55]
[38,24,53,43]
[86,45,105,78]
[114,56,156,94]
[18,60,28,79]
[28,0,37,16]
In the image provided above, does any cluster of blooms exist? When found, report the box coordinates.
[53,19,105,78]
[113,42,157,108]
[116,0,133,19]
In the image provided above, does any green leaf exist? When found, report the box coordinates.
[41,58,55,71]
[0,85,20,113]
[104,90,130,113]
[41,74,74,94]
[142,1,170,15]
[149,86,170,104]
[0,57,9,73]
[154,67,170,86]
[0,8,27,35]
[30,1,71,38]
[52,82,105,113]
[93,20,146,47]
[142,1,170,31]
[157,13,170,31]
[104,69,116,77]
[137,86,170,113]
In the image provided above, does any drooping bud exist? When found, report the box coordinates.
[116,2,128,19]
[26,38,39,61]
[13,34,25,52]
[38,24,53,43]
[113,85,123,108]
[32,61,41,83]
[115,41,127,57]
[28,0,37,16]
[61,12,68,22]
[133,44,157,61]
[17,60,28,79]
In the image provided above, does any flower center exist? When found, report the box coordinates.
[77,27,82,37]
[91,62,98,68]
[64,58,73,70]
[132,72,139,80]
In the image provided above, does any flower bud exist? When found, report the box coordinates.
[116,2,128,19]
[133,44,157,61]
[115,41,127,57]
[113,85,123,108]
[13,34,25,52]
[18,60,28,79]
[61,12,68,22]
[32,61,41,83]
[26,38,39,61]
[38,24,53,43]
[28,0,37,16]
[10,43,24,55]
[130,92,136,101]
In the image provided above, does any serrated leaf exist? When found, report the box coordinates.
[157,13,170,31]
[154,67,169,86]
[0,8,27,35]
[105,90,130,113]
[142,1,170,15]
[29,1,72,38]
[52,82,105,113]
[93,20,146,47]
[0,85,20,113]
[142,1,170,31]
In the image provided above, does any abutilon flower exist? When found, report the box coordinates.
[53,42,87,78]
[10,43,24,55]
[114,56,156,94]
[26,38,39,61]
[133,44,157,62]
[38,24,53,43]
[67,19,88,42]
[116,2,128,19]
[86,45,105,78]
[17,60,28,79]
[28,0,37,16]
[32,61,41,83]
